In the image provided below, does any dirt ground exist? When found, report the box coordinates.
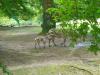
[0,26,100,69]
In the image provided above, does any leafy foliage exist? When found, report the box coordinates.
[47,0,100,54]
[0,0,41,24]
[0,63,12,75]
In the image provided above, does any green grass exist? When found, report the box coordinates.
[11,64,99,75]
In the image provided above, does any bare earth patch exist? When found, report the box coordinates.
[0,27,100,74]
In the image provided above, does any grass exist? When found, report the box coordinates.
[11,63,99,75]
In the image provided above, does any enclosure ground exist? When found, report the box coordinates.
[0,26,100,75]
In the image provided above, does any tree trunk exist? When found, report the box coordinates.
[41,0,56,33]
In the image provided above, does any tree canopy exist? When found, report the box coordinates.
[0,0,41,24]
[47,0,100,54]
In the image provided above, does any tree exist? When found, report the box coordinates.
[0,0,39,26]
[48,0,100,54]
[0,0,56,33]
[41,0,56,33]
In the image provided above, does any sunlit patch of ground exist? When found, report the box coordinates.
[11,63,99,75]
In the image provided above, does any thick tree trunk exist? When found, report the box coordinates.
[41,0,56,33]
